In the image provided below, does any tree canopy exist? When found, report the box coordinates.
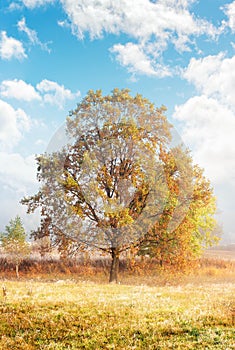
[22,89,219,282]
[139,148,219,269]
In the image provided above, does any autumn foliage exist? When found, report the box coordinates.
[22,89,219,282]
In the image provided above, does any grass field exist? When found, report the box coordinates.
[0,278,235,349]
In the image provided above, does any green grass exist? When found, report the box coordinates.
[0,280,234,349]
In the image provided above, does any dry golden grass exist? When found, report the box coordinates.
[0,254,235,348]
[0,276,235,349]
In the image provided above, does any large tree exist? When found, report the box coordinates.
[22,89,218,282]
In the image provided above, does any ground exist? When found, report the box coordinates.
[0,277,234,349]
[0,249,235,349]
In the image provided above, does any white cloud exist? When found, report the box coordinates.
[175,52,235,186]
[172,34,192,53]
[0,152,37,193]
[0,99,31,150]
[36,79,80,109]
[0,78,80,108]
[183,53,235,111]
[174,95,235,185]
[17,17,51,52]
[110,42,171,78]
[8,2,23,11]
[0,31,27,60]
[60,0,215,42]
[21,0,54,9]
[57,19,70,29]
[160,0,196,6]
[59,0,217,77]
[0,79,41,102]
[223,1,235,32]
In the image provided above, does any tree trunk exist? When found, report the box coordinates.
[16,263,19,279]
[109,248,119,283]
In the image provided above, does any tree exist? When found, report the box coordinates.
[0,216,30,278]
[22,89,218,282]
[139,147,219,269]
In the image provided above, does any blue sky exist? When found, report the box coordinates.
[0,0,235,243]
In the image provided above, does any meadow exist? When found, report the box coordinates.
[0,251,235,349]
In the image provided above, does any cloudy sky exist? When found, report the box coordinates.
[0,0,235,242]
